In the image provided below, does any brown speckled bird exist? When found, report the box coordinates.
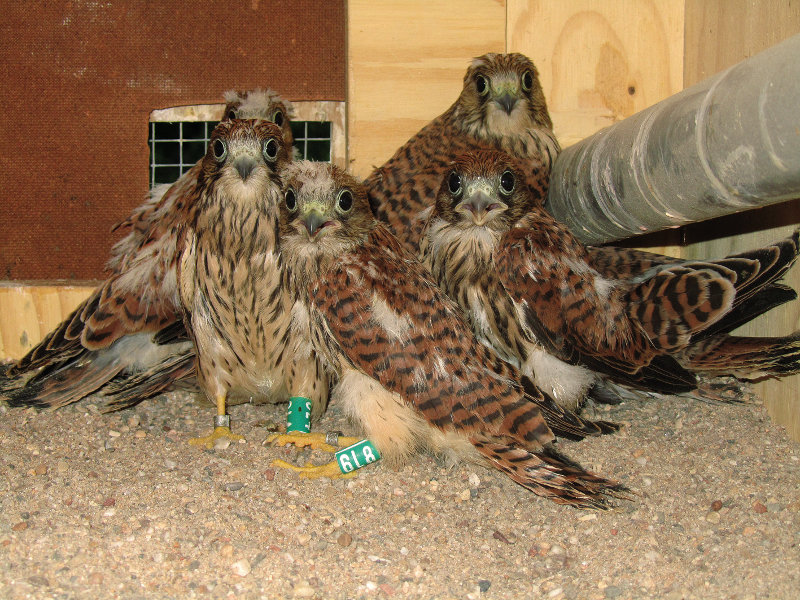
[176,120,327,447]
[365,52,559,251]
[269,161,624,509]
[0,89,295,412]
[422,149,800,410]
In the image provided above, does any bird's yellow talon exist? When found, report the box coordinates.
[189,426,244,449]
[267,431,361,453]
[270,458,357,480]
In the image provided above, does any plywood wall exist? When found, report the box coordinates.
[508,0,685,147]
[0,284,95,362]
[347,0,506,178]
[507,0,687,256]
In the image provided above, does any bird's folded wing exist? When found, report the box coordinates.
[310,225,554,448]
[497,227,695,393]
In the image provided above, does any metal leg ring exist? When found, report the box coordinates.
[325,431,342,446]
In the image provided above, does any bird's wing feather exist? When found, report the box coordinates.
[310,225,553,448]
[176,225,197,322]
[497,225,696,392]
[585,245,683,279]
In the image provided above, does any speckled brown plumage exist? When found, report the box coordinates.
[279,160,623,508]
[365,53,559,251]
[1,90,294,411]
[422,149,800,410]
[177,121,328,445]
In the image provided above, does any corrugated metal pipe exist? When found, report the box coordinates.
[545,34,800,245]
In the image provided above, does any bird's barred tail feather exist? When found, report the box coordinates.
[683,333,800,378]
[0,362,23,395]
[471,437,627,509]
[2,353,126,410]
[101,351,196,412]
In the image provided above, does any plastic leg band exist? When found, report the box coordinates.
[335,440,381,474]
[287,397,312,433]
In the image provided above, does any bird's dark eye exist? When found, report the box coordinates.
[263,138,279,162]
[285,189,297,211]
[272,110,284,127]
[337,189,353,212]
[500,170,516,195]
[521,70,533,92]
[521,70,533,91]
[448,172,462,196]
[212,139,227,161]
[227,108,237,120]
[475,74,489,96]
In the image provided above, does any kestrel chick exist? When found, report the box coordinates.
[1,89,296,412]
[175,120,328,447]
[422,149,800,410]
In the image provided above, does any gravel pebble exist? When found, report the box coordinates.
[27,575,49,587]
[214,437,231,450]
[231,559,251,576]
[293,581,315,597]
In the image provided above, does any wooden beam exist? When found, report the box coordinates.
[0,284,95,361]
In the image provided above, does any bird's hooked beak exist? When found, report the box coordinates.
[300,205,335,238]
[234,156,257,182]
[496,92,518,115]
[457,183,507,226]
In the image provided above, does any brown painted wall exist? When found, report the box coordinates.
[0,1,345,280]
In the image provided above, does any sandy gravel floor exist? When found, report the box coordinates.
[1,387,798,599]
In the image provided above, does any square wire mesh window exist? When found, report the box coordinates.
[149,120,332,187]
[290,121,332,162]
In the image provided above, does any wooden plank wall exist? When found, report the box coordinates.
[347,0,506,178]
[0,284,96,362]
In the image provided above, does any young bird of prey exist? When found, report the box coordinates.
[0,89,296,413]
[365,52,559,251]
[270,160,624,509]
[176,120,327,447]
[422,149,800,411]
